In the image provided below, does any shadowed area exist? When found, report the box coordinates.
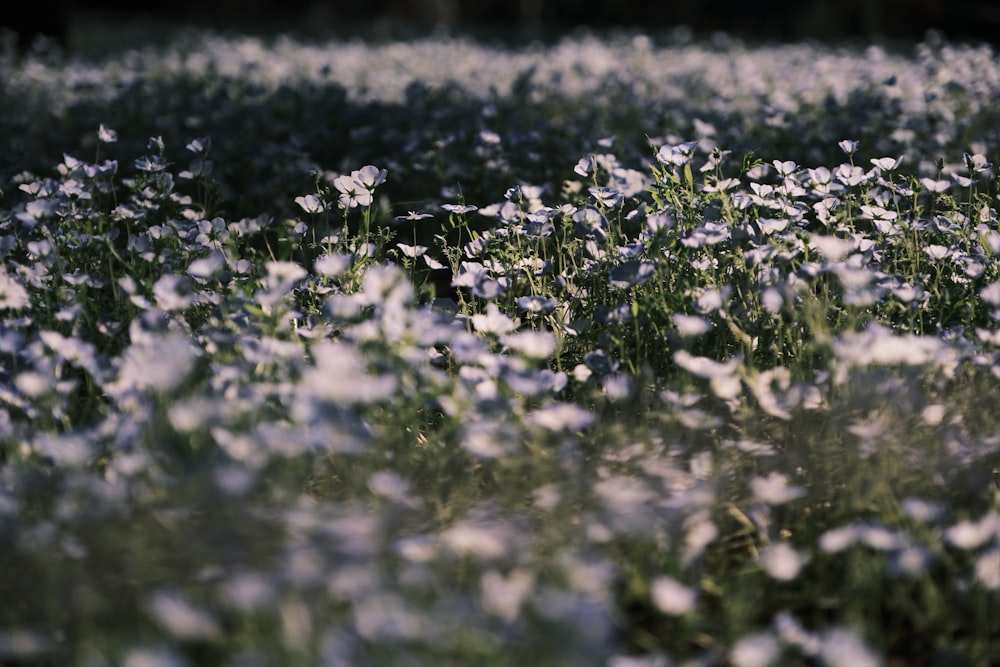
[3,0,1000,52]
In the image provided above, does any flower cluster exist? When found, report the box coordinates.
[2,25,1000,666]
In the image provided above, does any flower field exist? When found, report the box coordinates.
[2,22,1000,666]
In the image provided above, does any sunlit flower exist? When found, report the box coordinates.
[121,647,185,667]
[333,173,371,209]
[980,282,1000,306]
[890,546,932,577]
[574,155,595,177]
[368,470,420,508]
[353,593,425,640]
[395,210,433,221]
[395,242,427,258]
[441,203,478,215]
[674,350,741,379]
[692,286,729,314]
[472,303,519,335]
[462,419,520,459]
[147,589,221,641]
[751,472,806,505]
[299,339,397,405]
[920,177,950,193]
[901,498,943,522]
[603,373,634,401]
[589,186,623,208]
[975,549,1000,589]
[314,251,353,277]
[481,568,534,622]
[834,164,867,186]
[294,193,326,213]
[730,631,781,667]
[819,628,881,667]
[517,294,556,314]
[760,542,806,581]
[353,164,387,190]
[527,402,595,431]
[838,139,859,155]
[0,271,30,310]
[97,124,118,143]
[472,275,508,300]
[221,572,276,612]
[649,576,697,616]
[820,524,862,553]
[656,141,698,166]
[441,520,508,560]
[187,251,226,279]
[672,313,712,337]
[809,235,856,261]
[946,514,1000,550]
[870,156,902,171]
[116,334,200,394]
[502,330,557,359]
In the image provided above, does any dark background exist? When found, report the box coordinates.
[4,0,1000,52]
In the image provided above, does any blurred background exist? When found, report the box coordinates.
[4,0,1000,54]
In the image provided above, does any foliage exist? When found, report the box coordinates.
[2,24,1000,666]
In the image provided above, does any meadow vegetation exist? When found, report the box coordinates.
[2,21,1000,666]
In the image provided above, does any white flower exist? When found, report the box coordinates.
[656,141,698,166]
[333,173,372,208]
[946,514,1000,550]
[294,193,326,213]
[920,177,950,193]
[481,568,534,623]
[901,497,943,522]
[368,470,419,508]
[314,252,353,277]
[440,521,508,560]
[870,156,902,171]
[674,350,741,379]
[152,274,197,311]
[395,242,427,258]
[975,549,1000,589]
[672,314,712,337]
[299,340,397,405]
[332,165,386,209]
[147,590,221,641]
[831,323,947,368]
[472,303,519,335]
[820,524,862,553]
[353,164,387,189]
[809,235,856,261]
[760,542,806,581]
[502,330,557,359]
[187,251,226,279]
[0,271,30,310]
[649,576,697,616]
[97,124,118,143]
[838,139,859,155]
[922,244,951,260]
[116,334,200,394]
[751,472,806,505]
[819,628,881,667]
[517,294,556,314]
[122,647,185,667]
[730,632,782,667]
[981,282,1000,306]
[527,402,595,431]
